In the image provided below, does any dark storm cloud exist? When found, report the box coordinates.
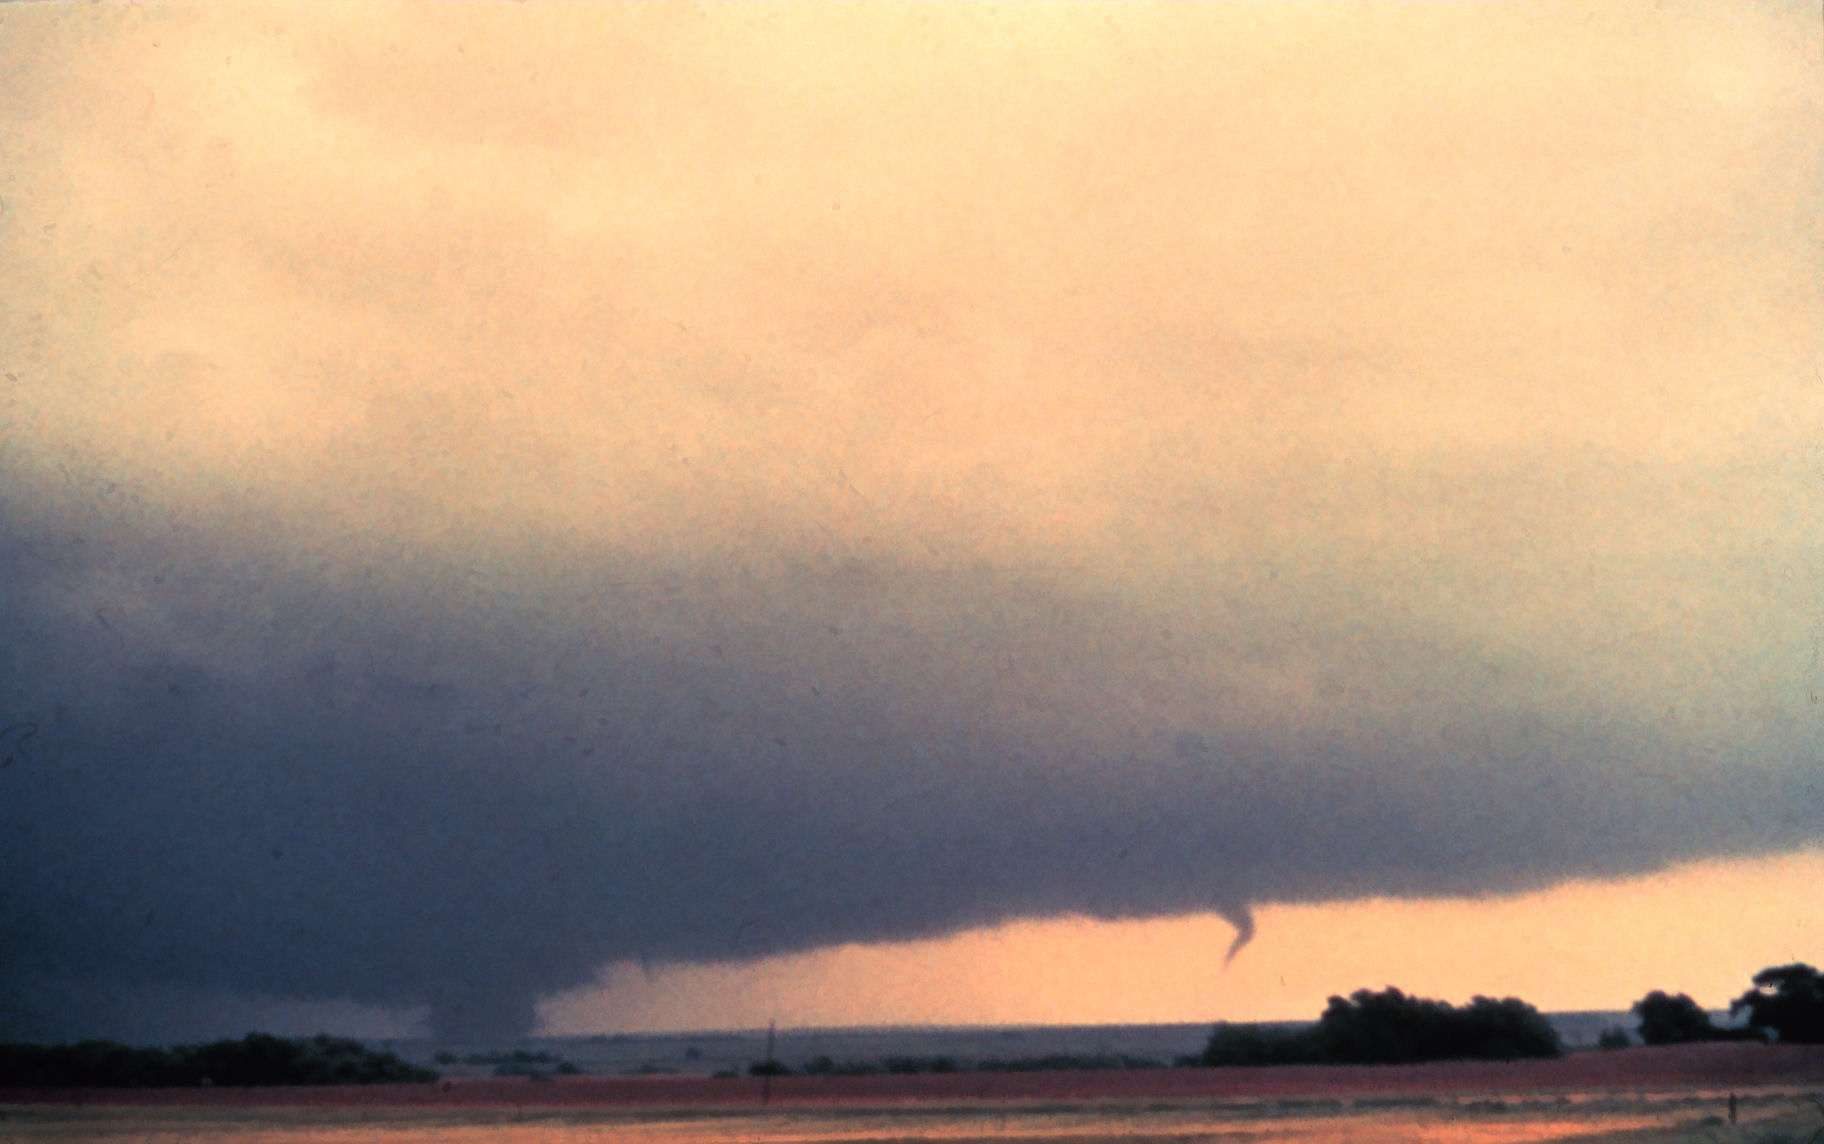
[2,475,1818,1040]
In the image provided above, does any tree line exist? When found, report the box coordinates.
[1200,988,1563,1067]
[1614,963,1824,1048]
[1202,963,1824,1068]
[3,964,1819,1086]
[0,1033,436,1088]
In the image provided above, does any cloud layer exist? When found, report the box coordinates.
[1,4,1819,1040]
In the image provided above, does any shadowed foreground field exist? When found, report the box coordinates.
[4,1044,1822,1143]
[3,1094,1822,1144]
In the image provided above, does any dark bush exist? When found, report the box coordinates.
[0,1034,437,1087]
[1199,1024,1319,1067]
[1632,991,1721,1045]
[827,1060,882,1076]
[977,1052,1164,1072]
[798,1051,1162,1076]
[1731,963,1824,1044]
[1317,990,1561,1064]
[489,1051,579,1078]
[1199,987,1561,1067]
[878,1055,959,1075]
[466,1049,557,1066]
[1596,1026,1632,1050]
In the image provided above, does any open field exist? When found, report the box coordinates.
[4,1044,1822,1143]
[3,1092,1822,1144]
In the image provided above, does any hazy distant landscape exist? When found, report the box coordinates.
[368,1011,1665,1080]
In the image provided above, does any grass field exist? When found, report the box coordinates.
[1,1094,1821,1144]
[6,1045,1821,1143]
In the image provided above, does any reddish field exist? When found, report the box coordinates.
[5,1043,1822,1110]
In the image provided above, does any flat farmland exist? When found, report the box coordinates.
[5,1044,1822,1143]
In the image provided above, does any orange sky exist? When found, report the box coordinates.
[539,848,1824,1032]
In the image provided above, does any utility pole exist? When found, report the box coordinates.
[761,1018,777,1106]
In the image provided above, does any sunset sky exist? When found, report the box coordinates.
[1,3,1819,1043]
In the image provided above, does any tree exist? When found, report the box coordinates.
[0,1034,437,1087]
[1200,987,1561,1067]
[1632,991,1718,1045]
[1315,988,1561,1064]
[1730,963,1824,1044]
